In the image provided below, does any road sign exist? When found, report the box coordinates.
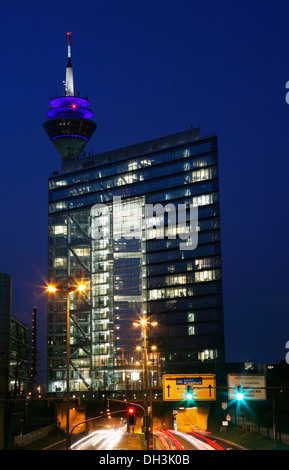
[227,374,267,401]
[162,374,216,401]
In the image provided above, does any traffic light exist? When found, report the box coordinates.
[186,385,193,400]
[127,407,136,426]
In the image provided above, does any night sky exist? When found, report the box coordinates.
[1,0,289,379]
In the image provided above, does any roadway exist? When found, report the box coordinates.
[67,426,243,450]
[153,428,242,450]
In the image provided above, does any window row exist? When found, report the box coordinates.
[50,164,218,206]
[148,269,221,291]
[148,277,222,300]
[49,140,215,189]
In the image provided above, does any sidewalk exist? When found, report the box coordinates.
[114,433,142,450]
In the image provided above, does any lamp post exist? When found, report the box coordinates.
[47,281,86,449]
[133,318,157,450]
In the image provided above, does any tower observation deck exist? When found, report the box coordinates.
[43,33,96,162]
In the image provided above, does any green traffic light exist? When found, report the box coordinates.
[236,392,244,401]
[236,386,244,401]
[186,385,193,400]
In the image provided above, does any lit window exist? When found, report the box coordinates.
[198,349,217,361]
[195,270,216,282]
[55,201,67,209]
[73,248,90,257]
[53,257,67,267]
[165,275,186,286]
[166,287,186,298]
[188,313,195,322]
[52,225,67,235]
[187,262,193,271]
[55,180,67,187]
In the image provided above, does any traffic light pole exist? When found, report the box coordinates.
[143,324,150,451]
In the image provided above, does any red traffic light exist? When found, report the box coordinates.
[127,407,136,425]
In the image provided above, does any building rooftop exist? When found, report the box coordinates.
[60,127,202,174]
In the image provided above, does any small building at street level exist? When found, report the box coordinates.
[44,34,225,394]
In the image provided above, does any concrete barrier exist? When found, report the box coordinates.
[14,424,56,447]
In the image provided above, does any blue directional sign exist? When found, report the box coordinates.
[176,377,203,385]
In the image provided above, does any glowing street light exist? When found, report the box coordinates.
[46,280,86,449]
[47,282,86,294]
[78,283,86,290]
[136,344,157,352]
[47,285,57,293]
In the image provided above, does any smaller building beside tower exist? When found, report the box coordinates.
[0,273,34,448]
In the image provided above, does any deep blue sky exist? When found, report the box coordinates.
[0,0,289,375]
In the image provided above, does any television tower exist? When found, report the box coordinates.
[43,33,96,162]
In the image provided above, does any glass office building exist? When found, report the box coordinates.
[47,128,225,393]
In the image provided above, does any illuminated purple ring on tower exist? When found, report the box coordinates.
[52,134,88,141]
[49,96,91,109]
[46,95,94,119]
[46,107,94,119]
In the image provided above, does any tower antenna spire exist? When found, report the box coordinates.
[65,32,74,96]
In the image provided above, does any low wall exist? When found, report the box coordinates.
[14,424,56,447]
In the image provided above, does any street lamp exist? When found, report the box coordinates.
[47,281,86,449]
[133,317,157,450]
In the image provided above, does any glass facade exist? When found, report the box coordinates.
[47,128,225,394]
[9,318,29,397]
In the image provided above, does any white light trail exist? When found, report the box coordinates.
[71,425,126,450]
